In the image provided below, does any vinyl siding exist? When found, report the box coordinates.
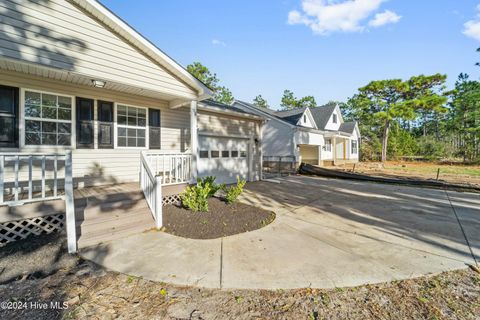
[0,71,190,187]
[231,103,294,157]
[0,0,196,98]
[197,110,262,181]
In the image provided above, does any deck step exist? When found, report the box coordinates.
[75,197,150,223]
[73,183,155,248]
[77,223,154,249]
[76,208,153,233]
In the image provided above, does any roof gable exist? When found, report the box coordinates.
[0,0,210,100]
[309,104,337,130]
[73,0,211,98]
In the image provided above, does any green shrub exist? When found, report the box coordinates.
[223,177,246,204]
[180,184,210,212]
[196,176,223,198]
[180,176,223,212]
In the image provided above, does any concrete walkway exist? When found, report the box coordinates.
[81,176,480,290]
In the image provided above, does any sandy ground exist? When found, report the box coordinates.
[0,233,479,320]
[343,161,480,187]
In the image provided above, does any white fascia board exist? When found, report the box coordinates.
[335,105,345,124]
[300,108,318,129]
[72,0,213,98]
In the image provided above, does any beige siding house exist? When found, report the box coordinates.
[0,0,263,251]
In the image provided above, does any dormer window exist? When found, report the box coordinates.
[303,114,307,123]
[332,114,337,124]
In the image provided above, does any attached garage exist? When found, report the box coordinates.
[198,136,249,184]
[197,100,264,184]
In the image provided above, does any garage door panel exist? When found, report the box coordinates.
[198,136,249,184]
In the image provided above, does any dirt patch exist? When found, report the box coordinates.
[334,161,480,187]
[163,197,275,239]
[0,234,479,319]
[0,232,78,285]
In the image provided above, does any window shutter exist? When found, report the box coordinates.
[97,101,114,149]
[148,108,161,149]
[76,97,94,148]
[0,85,19,148]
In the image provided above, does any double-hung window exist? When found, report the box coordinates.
[351,140,358,154]
[117,104,146,147]
[24,90,72,146]
[324,139,332,152]
[0,85,19,148]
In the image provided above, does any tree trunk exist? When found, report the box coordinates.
[381,120,390,163]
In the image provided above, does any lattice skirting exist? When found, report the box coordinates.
[0,214,65,247]
[163,194,181,206]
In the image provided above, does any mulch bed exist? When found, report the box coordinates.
[163,197,276,239]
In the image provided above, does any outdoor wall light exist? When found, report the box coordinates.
[91,79,106,88]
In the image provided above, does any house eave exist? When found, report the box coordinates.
[70,0,212,99]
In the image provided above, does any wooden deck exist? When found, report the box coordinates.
[1,182,189,249]
[74,183,155,249]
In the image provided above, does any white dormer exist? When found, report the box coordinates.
[297,108,317,129]
[324,105,344,131]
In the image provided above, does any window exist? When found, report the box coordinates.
[240,151,247,158]
[211,150,219,158]
[76,97,94,148]
[231,150,239,158]
[117,104,146,147]
[25,90,72,146]
[0,85,19,148]
[303,115,307,123]
[351,140,358,154]
[148,108,161,149]
[98,101,114,149]
[199,150,209,158]
[332,114,337,124]
[221,150,230,158]
[323,139,332,152]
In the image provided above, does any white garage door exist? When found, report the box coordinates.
[198,136,249,184]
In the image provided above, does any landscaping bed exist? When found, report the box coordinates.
[163,197,275,239]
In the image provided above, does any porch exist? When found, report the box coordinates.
[0,151,192,251]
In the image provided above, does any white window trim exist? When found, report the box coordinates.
[114,102,149,150]
[351,140,358,154]
[20,88,76,150]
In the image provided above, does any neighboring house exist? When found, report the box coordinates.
[233,101,360,166]
[0,0,264,251]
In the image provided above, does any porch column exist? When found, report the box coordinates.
[190,100,198,181]
[333,136,337,165]
[317,145,322,166]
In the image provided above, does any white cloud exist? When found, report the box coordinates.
[287,0,400,35]
[463,5,480,41]
[368,10,401,27]
[212,39,227,47]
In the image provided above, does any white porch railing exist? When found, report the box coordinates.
[140,151,192,229]
[0,151,76,253]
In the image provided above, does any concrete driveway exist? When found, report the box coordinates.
[81,175,480,290]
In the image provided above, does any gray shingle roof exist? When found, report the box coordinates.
[201,99,259,117]
[308,104,337,131]
[274,108,307,125]
[235,100,279,117]
[339,121,357,134]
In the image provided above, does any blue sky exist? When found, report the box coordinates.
[101,0,480,109]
